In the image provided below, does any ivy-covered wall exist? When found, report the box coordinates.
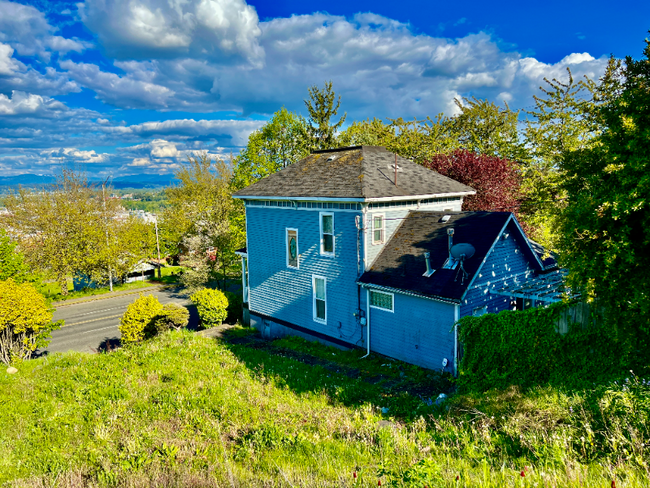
[457,302,638,392]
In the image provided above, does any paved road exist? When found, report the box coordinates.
[42,287,194,355]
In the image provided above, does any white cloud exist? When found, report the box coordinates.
[0,42,20,75]
[79,0,264,65]
[0,91,66,116]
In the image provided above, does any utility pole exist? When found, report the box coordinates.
[154,216,162,279]
[102,179,113,292]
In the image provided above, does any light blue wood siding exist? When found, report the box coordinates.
[461,221,535,317]
[246,205,364,344]
[365,200,462,270]
[361,291,456,371]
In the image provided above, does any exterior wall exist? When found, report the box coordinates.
[245,204,366,346]
[364,198,463,270]
[460,221,536,317]
[361,290,457,372]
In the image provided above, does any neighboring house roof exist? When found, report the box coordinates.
[529,240,558,270]
[232,146,475,201]
[358,211,543,302]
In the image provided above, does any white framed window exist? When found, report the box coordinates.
[472,305,487,317]
[286,228,299,269]
[372,214,385,244]
[369,290,394,312]
[319,212,335,256]
[312,275,327,323]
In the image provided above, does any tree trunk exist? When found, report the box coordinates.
[59,275,69,296]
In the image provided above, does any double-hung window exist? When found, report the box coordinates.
[372,214,385,244]
[286,228,299,268]
[312,275,327,323]
[320,212,334,256]
[370,290,393,312]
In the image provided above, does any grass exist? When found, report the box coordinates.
[1,329,649,487]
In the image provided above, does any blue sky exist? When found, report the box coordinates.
[0,0,647,177]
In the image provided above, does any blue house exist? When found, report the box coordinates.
[233,146,558,374]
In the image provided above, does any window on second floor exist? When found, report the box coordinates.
[320,212,334,256]
[286,228,298,268]
[372,214,384,244]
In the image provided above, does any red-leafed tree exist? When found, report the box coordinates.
[424,149,522,213]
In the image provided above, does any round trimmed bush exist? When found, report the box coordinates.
[119,294,163,343]
[190,288,228,328]
[155,303,190,333]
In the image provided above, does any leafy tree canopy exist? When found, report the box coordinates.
[424,149,522,215]
[559,38,650,343]
[0,229,34,284]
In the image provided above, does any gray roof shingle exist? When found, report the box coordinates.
[233,146,475,200]
[358,211,542,302]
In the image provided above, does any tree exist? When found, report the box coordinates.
[451,97,529,162]
[338,116,458,164]
[0,229,34,283]
[1,170,109,295]
[558,38,650,348]
[231,107,309,191]
[0,279,61,364]
[424,150,522,214]
[303,81,346,150]
[521,68,598,250]
[161,153,242,291]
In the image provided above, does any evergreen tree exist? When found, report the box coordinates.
[303,81,346,150]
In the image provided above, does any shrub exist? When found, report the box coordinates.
[119,294,164,343]
[224,291,243,324]
[155,303,190,333]
[190,288,228,328]
[0,279,61,364]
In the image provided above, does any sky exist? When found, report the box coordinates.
[0,0,647,178]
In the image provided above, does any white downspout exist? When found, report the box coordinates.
[362,287,371,358]
[454,304,460,377]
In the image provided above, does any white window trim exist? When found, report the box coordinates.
[369,290,394,313]
[312,275,327,324]
[286,227,299,269]
[319,211,335,257]
[371,213,385,245]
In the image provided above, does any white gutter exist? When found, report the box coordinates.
[233,192,476,203]
[365,191,475,203]
[233,195,365,202]
[362,288,371,358]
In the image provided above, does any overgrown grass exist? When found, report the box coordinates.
[1,330,648,487]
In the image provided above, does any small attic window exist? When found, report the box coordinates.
[327,155,337,162]
[440,215,451,223]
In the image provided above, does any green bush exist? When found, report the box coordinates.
[224,291,243,324]
[457,302,626,392]
[154,303,190,333]
[190,288,228,328]
[119,294,164,343]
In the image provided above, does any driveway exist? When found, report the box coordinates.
[41,286,194,355]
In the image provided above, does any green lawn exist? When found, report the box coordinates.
[1,329,648,487]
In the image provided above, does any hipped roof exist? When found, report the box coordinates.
[233,146,475,200]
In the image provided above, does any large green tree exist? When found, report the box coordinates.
[303,81,347,150]
[0,229,34,284]
[559,39,650,349]
[2,171,109,295]
[161,154,242,291]
[231,107,309,191]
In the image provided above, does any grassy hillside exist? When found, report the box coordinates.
[1,329,648,487]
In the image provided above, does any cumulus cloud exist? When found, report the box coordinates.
[0,91,67,116]
[79,0,263,65]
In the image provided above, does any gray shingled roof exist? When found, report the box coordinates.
[233,146,475,200]
[358,211,543,302]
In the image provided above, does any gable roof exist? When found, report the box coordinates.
[232,146,475,201]
[358,211,543,302]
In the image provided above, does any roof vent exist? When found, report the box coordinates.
[422,252,435,277]
[440,215,451,223]
[327,155,337,162]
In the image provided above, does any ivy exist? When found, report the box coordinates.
[457,302,631,392]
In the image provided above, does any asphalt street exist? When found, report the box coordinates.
[42,287,193,355]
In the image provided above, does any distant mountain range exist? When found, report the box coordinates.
[0,174,179,189]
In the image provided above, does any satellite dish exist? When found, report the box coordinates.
[450,243,475,260]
